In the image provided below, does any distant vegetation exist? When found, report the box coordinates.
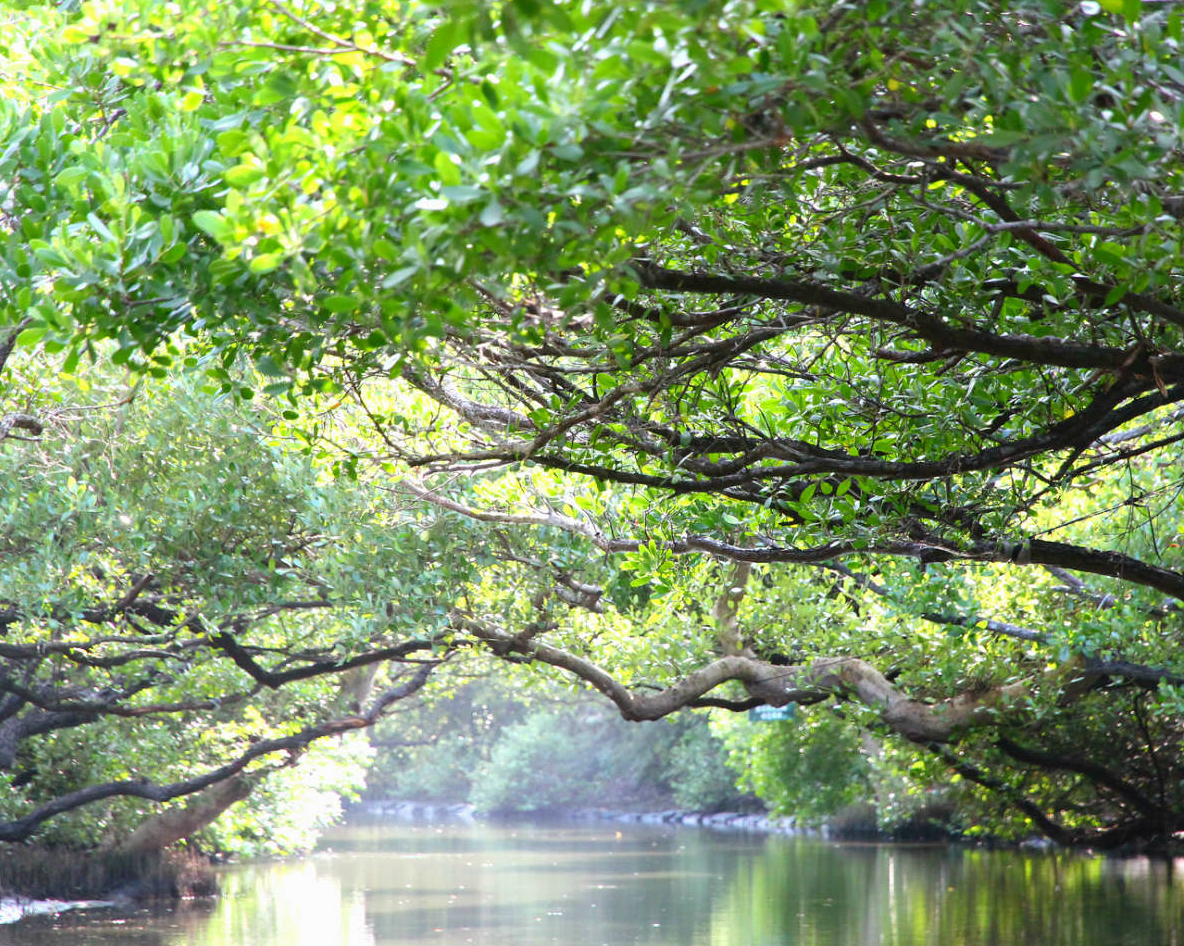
[366,679,754,815]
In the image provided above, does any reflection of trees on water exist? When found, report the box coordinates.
[4,826,1180,946]
[352,826,751,946]
[206,864,373,946]
[189,834,1184,946]
[715,840,1182,946]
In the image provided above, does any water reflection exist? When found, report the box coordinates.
[3,819,1181,946]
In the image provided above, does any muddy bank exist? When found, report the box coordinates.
[0,847,215,910]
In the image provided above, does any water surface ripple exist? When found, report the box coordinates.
[3,818,1181,945]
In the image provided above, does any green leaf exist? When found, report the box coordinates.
[160,243,187,264]
[256,354,286,377]
[61,346,81,374]
[423,19,461,72]
[373,238,400,261]
[1103,284,1129,306]
[323,295,359,314]
[1094,243,1126,268]
[551,143,583,162]
[179,88,205,112]
[479,200,505,226]
[515,151,540,176]
[434,151,462,187]
[15,326,47,348]
[216,130,250,155]
[440,185,483,204]
[53,166,87,190]
[225,164,265,187]
[381,265,417,288]
[192,211,231,242]
[249,252,282,273]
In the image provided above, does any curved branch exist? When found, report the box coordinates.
[402,367,535,434]
[994,736,1161,816]
[0,662,438,843]
[0,318,31,377]
[973,538,1184,602]
[927,743,1075,846]
[208,633,440,687]
[412,375,1182,506]
[463,619,1029,743]
[687,696,765,710]
[1085,659,1184,688]
[0,413,44,442]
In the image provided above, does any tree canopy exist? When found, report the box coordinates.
[3,0,1184,850]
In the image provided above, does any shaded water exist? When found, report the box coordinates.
[3,818,1182,945]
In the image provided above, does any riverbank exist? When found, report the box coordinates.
[0,846,216,923]
[0,896,115,925]
[354,796,970,843]
[355,799,820,836]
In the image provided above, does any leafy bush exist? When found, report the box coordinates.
[720,707,873,824]
[665,721,753,812]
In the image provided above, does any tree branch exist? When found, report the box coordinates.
[927,743,1074,846]
[994,735,1161,817]
[635,262,1184,376]
[0,663,438,842]
[461,618,1030,743]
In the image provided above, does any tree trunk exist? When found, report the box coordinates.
[114,774,256,854]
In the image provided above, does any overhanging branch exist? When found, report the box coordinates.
[462,618,1030,743]
[0,662,438,843]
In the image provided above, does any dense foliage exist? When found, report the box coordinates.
[0,354,410,852]
[2,0,1184,850]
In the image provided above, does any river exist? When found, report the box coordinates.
[2,817,1181,945]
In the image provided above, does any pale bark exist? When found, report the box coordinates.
[711,561,751,656]
[114,774,256,854]
[334,663,380,713]
[467,621,1029,743]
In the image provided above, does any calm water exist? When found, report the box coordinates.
[3,818,1182,945]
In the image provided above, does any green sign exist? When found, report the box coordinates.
[748,704,796,722]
